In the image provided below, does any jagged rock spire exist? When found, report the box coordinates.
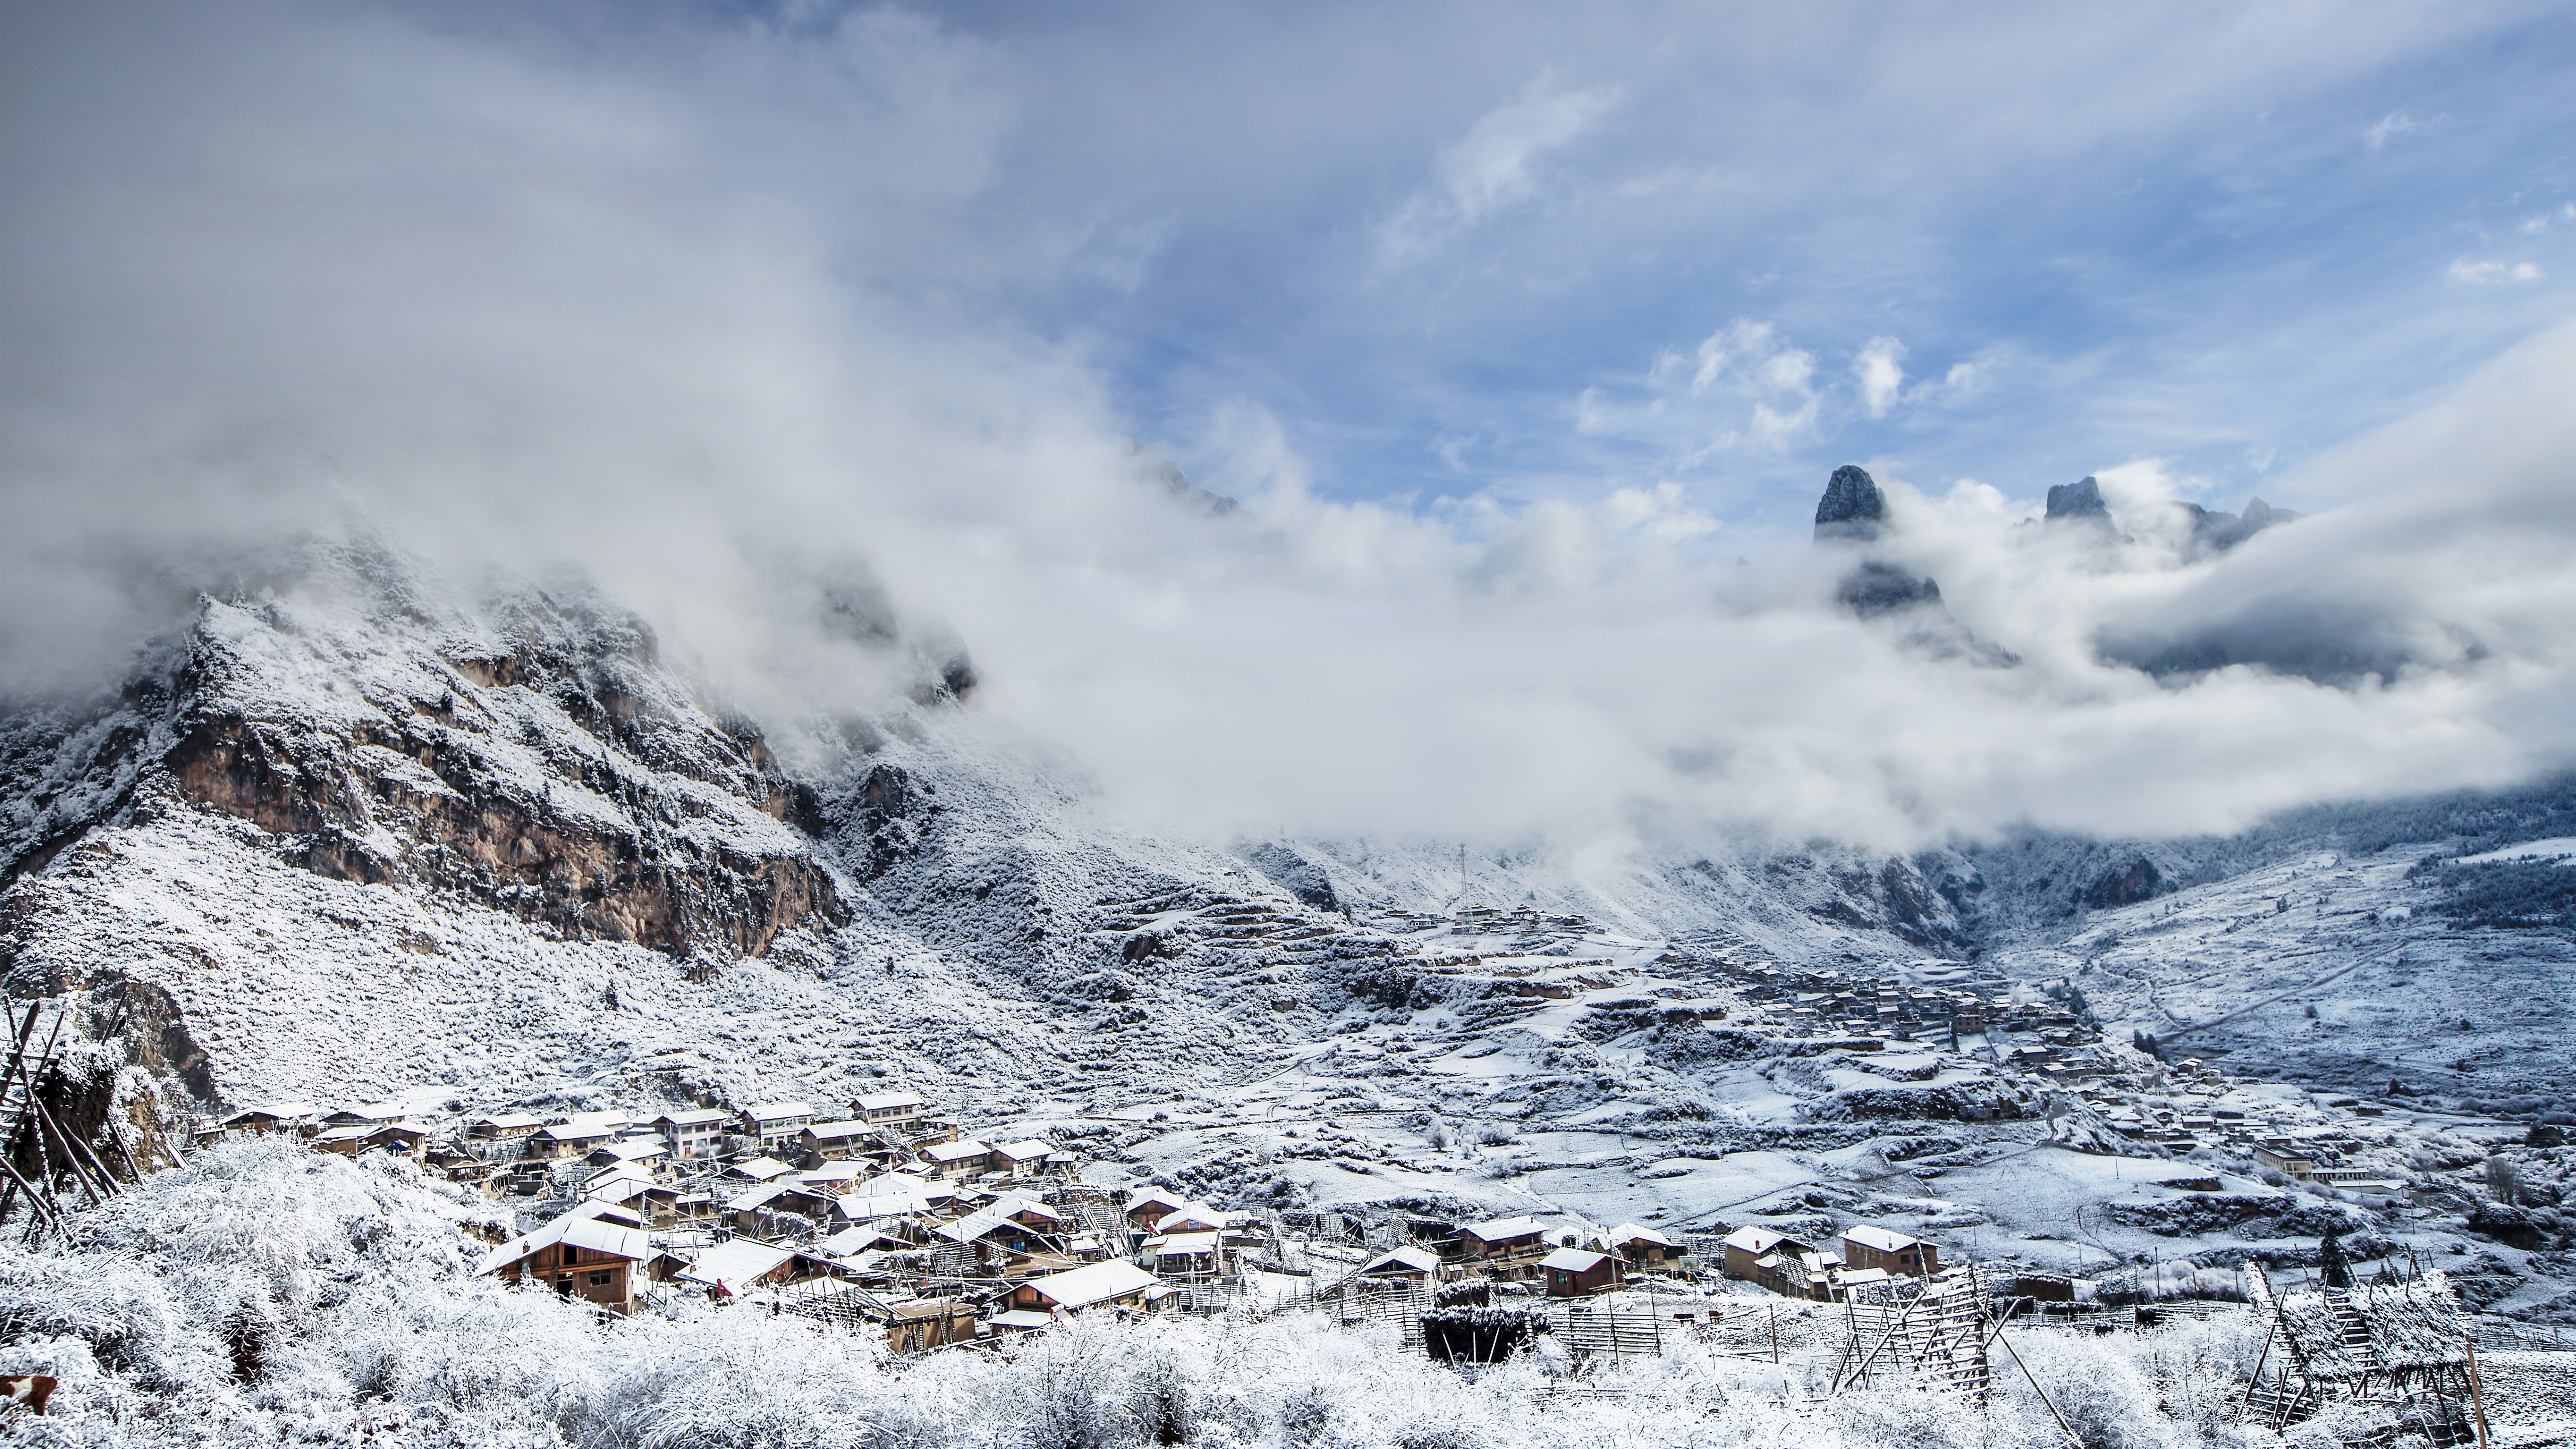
[1814,464,1888,543]
[2045,476,2110,522]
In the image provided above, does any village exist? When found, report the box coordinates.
[175,1069,2576,1439]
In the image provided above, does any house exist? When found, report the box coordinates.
[1124,1191,1189,1234]
[853,1091,925,1128]
[480,1211,650,1314]
[794,1120,880,1165]
[999,1260,1159,1322]
[310,1125,373,1156]
[362,1121,430,1154]
[220,1104,319,1138]
[531,1120,621,1160]
[1722,1227,1836,1300]
[681,1239,842,1296]
[1721,1226,1801,1282]
[989,1139,1057,1180]
[720,1156,798,1185]
[798,1162,872,1193]
[887,1298,978,1354]
[724,1180,843,1232]
[2252,1142,2316,1181]
[742,1101,817,1151]
[650,1109,731,1160]
[469,1113,546,1142]
[584,1168,681,1228]
[1455,1216,1550,1279]
[1840,1226,1938,1278]
[935,1197,1071,1271]
[1609,1224,1680,1270]
[1149,1231,1225,1282]
[1541,1247,1624,1297]
[1354,1245,1442,1283]
[921,1140,992,1180]
[584,1139,668,1171]
[323,1103,409,1130]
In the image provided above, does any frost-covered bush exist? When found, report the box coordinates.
[0,1140,2298,1449]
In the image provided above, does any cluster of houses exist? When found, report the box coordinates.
[1717,1222,1945,1302]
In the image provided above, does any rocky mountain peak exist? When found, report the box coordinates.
[2045,475,2111,522]
[1813,464,1889,544]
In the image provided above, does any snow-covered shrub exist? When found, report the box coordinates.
[0,1141,2323,1449]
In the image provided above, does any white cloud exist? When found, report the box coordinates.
[2448,259,2543,284]
[1378,73,1619,263]
[9,3,2576,861]
[1853,336,1907,418]
[2363,111,2420,149]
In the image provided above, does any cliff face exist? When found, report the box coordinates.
[1,554,845,962]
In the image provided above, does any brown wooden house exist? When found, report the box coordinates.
[1541,1247,1624,1297]
[1454,1216,1549,1279]
[480,1211,650,1314]
[1839,1225,1938,1278]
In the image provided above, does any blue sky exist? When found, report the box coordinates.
[883,2,2576,536]
[9,1,2576,845]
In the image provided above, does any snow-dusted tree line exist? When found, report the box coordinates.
[0,1138,2352,1447]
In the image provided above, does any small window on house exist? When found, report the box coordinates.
[590,1272,612,1286]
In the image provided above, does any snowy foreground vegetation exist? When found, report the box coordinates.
[0,1138,2402,1449]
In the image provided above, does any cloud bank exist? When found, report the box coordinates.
[4,2,2574,859]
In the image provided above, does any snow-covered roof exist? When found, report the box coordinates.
[1462,1215,1544,1243]
[991,1309,1055,1329]
[472,1112,545,1131]
[725,1156,795,1181]
[726,1182,793,1212]
[800,1163,869,1186]
[1609,1224,1675,1248]
[839,1191,932,1223]
[820,1224,912,1256]
[1152,1232,1221,1255]
[1359,1246,1441,1274]
[329,1102,408,1122]
[653,1108,729,1128]
[855,1091,924,1111]
[991,1139,1054,1160]
[682,1239,797,1289]
[935,1199,1055,1245]
[744,1101,814,1123]
[854,1171,933,1196]
[567,1200,646,1230]
[1542,1248,1613,1272]
[479,1212,649,1274]
[1841,1225,1923,1254]
[801,1118,872,1138]
[923,1139,991,1163]
[539,1121,618,1141]
[1723,1226,1795,1253]
[1025,1259,1157,1310]
[590,1139,665,1162]
[1125,1190,1188,1213]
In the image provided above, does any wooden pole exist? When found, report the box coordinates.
[2462,1334,2494,1449]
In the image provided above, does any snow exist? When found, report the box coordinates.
[2457,836,2576,865]
[11,1138,2571,1447]
[1023,1257,1157,1309]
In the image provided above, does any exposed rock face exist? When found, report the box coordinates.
[2181,495,2299,554]
[2046,476,2112,522]
[1836,559,1943,619]
[1813,464,1889,544]
[2079,854,2172,910]
[0,557,846,960]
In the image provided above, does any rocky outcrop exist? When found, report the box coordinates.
[2046,476,2112,523]
[2,561,847,960]
[1813,464,1889,544]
